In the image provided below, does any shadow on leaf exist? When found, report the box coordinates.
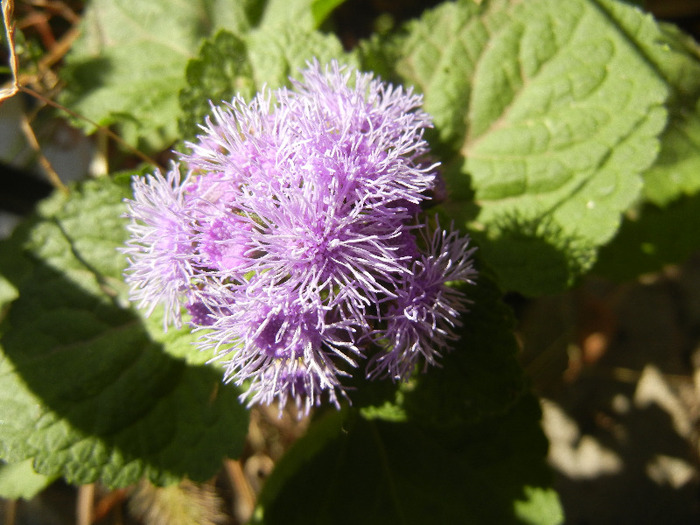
[594,191,700,281]
[60,56,114,103]
[474,213,596,297]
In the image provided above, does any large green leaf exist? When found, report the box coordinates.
[254,397,562,525]
[58,0,264,151]
[258,0,348,31]
[0,178,248,488]
[589,0,700,206]
[252,274,562,524]
[365,0,672,295]
[582,1,700,280]
[244,26,354,93]
[178,31,255,142]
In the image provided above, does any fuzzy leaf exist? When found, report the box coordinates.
[581,1,700,280]
[589,0,700,206]
[245,26,353,92]
[370,0,670,295]
[178,31,255,141]
[252,275,562,524]
[258,0,347,30]
[179,27,351,140]
[0,178,248,488]
[58,0,263,151]
[253,397,561,525]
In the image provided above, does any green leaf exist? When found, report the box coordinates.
[591,0,700,207]
[258,0,348,31]
[0,459,56,500]
[252,274,562,524]
[593,193,700,280]
[578,0,700,280]
[644,96,700,206]
[371,0,671,295]
[245,27,354,91]
[514,486,566,525]
[0,178,248,488]
[179,27,351,141]
[178,31,255,141]
[58,0,263,152]
[254,396,561,525]
[465,214,597,296]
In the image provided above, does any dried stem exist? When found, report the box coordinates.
[1,0,20,103]
[76,483,95,525]
[19,110,69,194]
[24,0,80,24]
[3,499,17,525]
[225,459,256,524]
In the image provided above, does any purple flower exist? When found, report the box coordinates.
[366,224,477,381]
[123,60,477,413]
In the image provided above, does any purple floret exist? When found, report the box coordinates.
[122,60,476,413]
[122,166,198,329]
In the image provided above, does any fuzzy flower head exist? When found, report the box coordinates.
[122,60,477,414]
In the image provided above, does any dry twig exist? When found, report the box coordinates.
[1,0,19,104]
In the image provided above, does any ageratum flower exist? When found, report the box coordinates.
[122,60,477,414]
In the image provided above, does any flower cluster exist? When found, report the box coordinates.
[123,61,476,413]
